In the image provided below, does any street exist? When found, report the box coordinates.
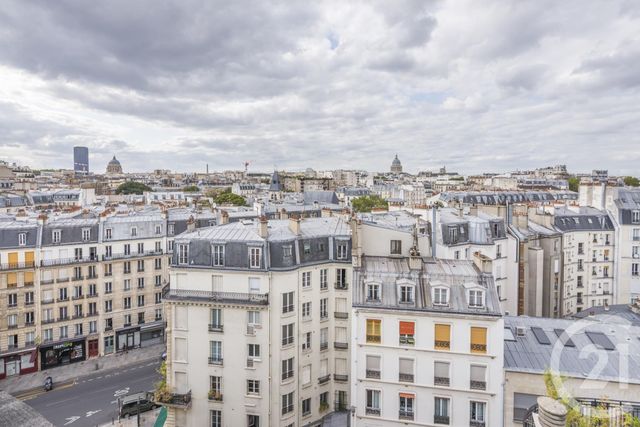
[26,359,162,427]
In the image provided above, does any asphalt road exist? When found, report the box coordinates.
[26,359,162,427]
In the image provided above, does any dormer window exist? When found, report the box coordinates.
[82,228,91,241]
[177,244,189,265]
[433,287,449,306]
[282,245,292,258]
[52,230,61,244]
[212,245,225,266]
[468,289,484,308]
[303,242,311,255]
[249,247,262,269]
[105,228,112,240]
[18,233,26,246]
[367,283,381,302]
[390,240,402,255]
[633,211,640,224]
[131,227,138,237]
[337,243,348,260]
[399,284,414,304]
[155,225,162,235]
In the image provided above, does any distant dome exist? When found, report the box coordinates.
[390,154,403,173]
[106,155,123,175]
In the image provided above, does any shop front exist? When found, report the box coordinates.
[40,338,86,370]
[116,326,140,352]
[140,321,165,347]
[0,347,38,379]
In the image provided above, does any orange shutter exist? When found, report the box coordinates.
[25,251,35,267]
[470,327,487,354]
[7,272,17,286]
[8,252,18,268]
[399,321,415,335]
[24,271,34,284]
[399,392,415,399]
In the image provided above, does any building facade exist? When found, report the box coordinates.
[162,216,352,427]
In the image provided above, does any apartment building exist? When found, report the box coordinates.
[529,206,615,316]
[351,251,504,427]
[0,207,212,378]
[162,216,352,427]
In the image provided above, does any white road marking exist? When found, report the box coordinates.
[86,410,102,417]
[64,416,80,425]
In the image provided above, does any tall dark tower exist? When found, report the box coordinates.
[74,146,89,175]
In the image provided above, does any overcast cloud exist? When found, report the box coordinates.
[0,0,639,175]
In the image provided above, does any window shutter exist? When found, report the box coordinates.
[399,358,413,374]
[434,361,449,377]
[399,321,415,335]
[366,355,380,370]
[471,365,486,382]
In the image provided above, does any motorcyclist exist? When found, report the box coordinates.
[44,376,53,391]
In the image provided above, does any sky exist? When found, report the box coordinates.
[0,0,639,175]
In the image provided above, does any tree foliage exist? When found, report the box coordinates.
[351,195,388,212]
[624,176,640,187]
[568,176,580,192]
[214,189,247,206]
[115,181,152,195]
[182,185,200,192]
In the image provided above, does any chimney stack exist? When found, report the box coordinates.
[289,215,301,235]
[186,215,196,232]
[220,210,229,225]
[258,216,269,238]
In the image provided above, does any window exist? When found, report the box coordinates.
[124,262,131,274]
[124,244,131,255]
[89,321,97,333]
[210,308,222,329]
[302,331,311,350]
[282,391,294,415]
[168,224,175,235]
[105,228,112,240]
[454,250,460,260]
[578,259,584,271]
[366,390,381,415]
[60,325,68,339]
[320,328,328,350]
[281,357,294,381]
[248,343,260,358]
[399,321,415,345]
[337,243,348,259]
[434,397,450,424]
[75,323,83,336]
[470,365,487,390]
[177,244,189,265]
[8,293,17,307]
[468,290,484,308]
[212,245,224,266]
[282,291,294,314]
[399,358,414,382]
[470,327,487,354]
[302,271,311,288]
[399,284,414,303]
[155,292,162,304]
[137,295,145,307]
[496,244,502,258]
[105,318,113,331]
[124,297,131,309]
[25,291,34,305]
[52,230,61,243]
[209,341,222,364]
[633,211,640,224]
[137,277,145,289]
[399,394,415,420]
[25,311,34,325]
[155,275,162,286]
[283,245,292,258]
[303,241,311,255]
[282,323,294,346]
[470,401,486,425]
[137,260,145,272]
[131,227,137,237]
[18,233,26,246]
[155,308,162,320]
[578,242,584,255]
[82,228,91,241]
[210,410,222,427]
[104,263,112,276]
[390,240,402,255]
[434,324,451,350]
[302,301,311,318]
[366,319,381,343]
[320,269,328,290]
[434,361,450,386]
[366,355,381,378]
[8,314,17,327]
[633,263,639,276]
[249,247,262,268]
[247,380,260,395]
[123,314,131,326]
[336,268,347,288]
[124,279,131,290]
[449,227,458,242]
[367,283,381,301]
[44,328,53,342]
[433,287,449,305]
[105,300,112,312]
[320,298,328,319]
[302,397,311,416]
[248,310,261,325]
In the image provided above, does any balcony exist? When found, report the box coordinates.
[399,336,415,346]
[334,312,348,319]
[470,380,486,390]
[366,369,380,379]
[320,342,328,351]
[57,297,69,303]
[434,415,450,425]
[334,341,348,350]
[42,299,54,305]
[208,324,224,332]
[435,340,450,350]
[0,261,36,271]
[208,357,223,366]
[41,257,97,267]
[399,410,414,421]
[23,281,34,287]
[41,279,54,285]
[103,249,164,262]
[207,390,223,402]
[318,374,330,384]
[334,282,349,290]
[105,326,113,332]
[399,373,414,383]
[72,314,84,320]
[366,335,381,344]
[470,421,486,427]
[366,408,381,416]
[470,344,487,353]
[156,390,191,408]
[434,376,450,386]
[71,276,85,282]
[72,295,85,300]
[87,312,99,317]
[43,318,55,324]
[57,316,69,322]
[25,300,34,306]
[87,293,98,298]
[162,286,268,306]
[333,374,348,382]
[87,274,98,279]
[8,324,18,329]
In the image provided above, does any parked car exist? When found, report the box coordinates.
[119,392,157,418]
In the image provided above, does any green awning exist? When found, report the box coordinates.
[153,406,167,427]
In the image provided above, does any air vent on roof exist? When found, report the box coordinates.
[516,326,526,337]
[586,331,615,350]
[531,327,551,345]
[554,329,575,347]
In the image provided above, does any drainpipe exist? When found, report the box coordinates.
[431,207,438,258]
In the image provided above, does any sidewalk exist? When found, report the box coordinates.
[101,407,162,427]
[0,343,165,395]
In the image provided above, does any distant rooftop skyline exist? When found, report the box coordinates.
[0,1,639,175]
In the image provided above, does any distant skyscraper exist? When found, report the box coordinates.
[74,146,89,175]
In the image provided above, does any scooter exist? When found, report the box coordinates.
[44,376,53,392]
